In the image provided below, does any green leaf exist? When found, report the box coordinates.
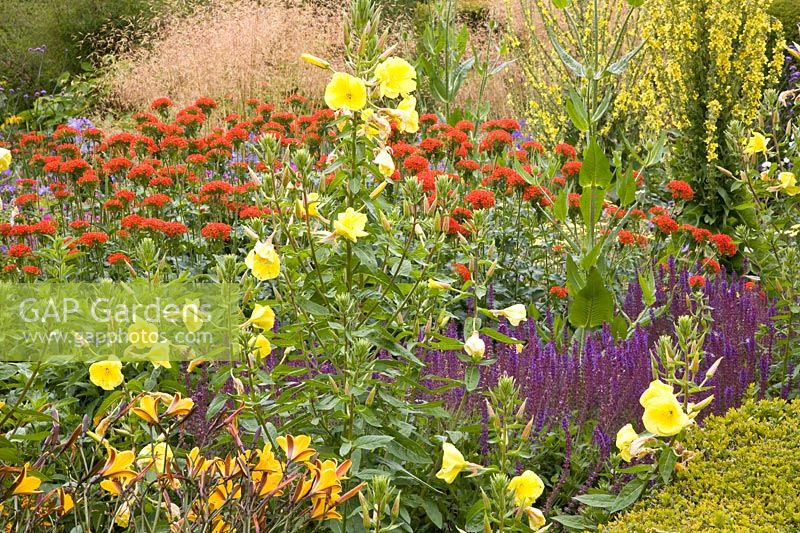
[591,88,614,123]
[581,242,602,270]
[610,477,647,513]
[625,0,645,7]
[579,138,612,189]
[352,435,394,451]
[479,327,520,345]
[421,499,443,529]
[551,514,597,530]
[569,267,614,328]
[465,366,480,392]
[580,186,605,228]
[553,188,569,222]
[605,40,646,76]
[572,493,618,509]
[552,0,571,7]
[658,447,678,483]
[546,27,586,78]
[566,89,590,132]
[566,255,585,294]
[617,167,636,206]
[638,266,656,306]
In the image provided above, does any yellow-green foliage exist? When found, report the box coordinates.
[506,0,645,144]
[615,0,784,163]
[604,398,800,532]
[508,0,782,154]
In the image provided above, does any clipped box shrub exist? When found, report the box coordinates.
[604,398,800,532]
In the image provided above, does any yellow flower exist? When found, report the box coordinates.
[524,506,547,530]
[491,304,527,326]
[115,501,131,528]
[373,148,395,178]
[148,342,171,368]
[249,303,275,330]
[427,279,452,290]
[387,96,419,133]
[374,57,417,99]
[333,208,368,243]
[11,463,42,495]
[639,380,675,408]
[774,172,800,196]
[642,393,691,437]
[324,72,367,111]
[98,446,137,481]
[295,192,320,219]
[163,393,194,418]
[89,361,124,391]
[245,240,281,280]
[435,442,467,484]
[300,53,331,69]
[181,301,206,333]
[250,334,272,358]
[0,148,11,173]
[132,395,160,425]
[137,442,174,474]
[127,319,159,349]
[463,331,485,360]
[507,470,544,507]
[743,132,768,155]
[277,434,317,463]
[615,423,638,462]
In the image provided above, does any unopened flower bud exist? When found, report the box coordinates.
[370,181,388,199]
[380,211,392,231]
[705,357,723,380]
[366,386,377,406]
[521,416,534,441]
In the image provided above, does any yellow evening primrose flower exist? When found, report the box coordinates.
[295,192,321,219]
[743,132,768,155]
[250,334,272,358]
[0,148,11,173]
[137,442,174,474]
[642,393,691,437]
[427,279,452,290]
[774,172,800,196]
[463,331,485,360]
[250,303,275,330]
[300,53,331,69]
[333,208,368,242]
[491,304,527,326]
[507,470,544,507]
[11,463,42,495]
[148,342,171,369]
[374,57,417,99]
[524,506,547,530]
[639,380,675,408]
[127,319,159,350]
[181,301,206,333]
[615,423,638,462]
[388,95,419,134]
[89,360,124,391]
[245,240,281,280]
[324,72,367,111]
[435,442,467,484]
[373,148,395,178]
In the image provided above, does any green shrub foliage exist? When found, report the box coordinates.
[605,398,800,532]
